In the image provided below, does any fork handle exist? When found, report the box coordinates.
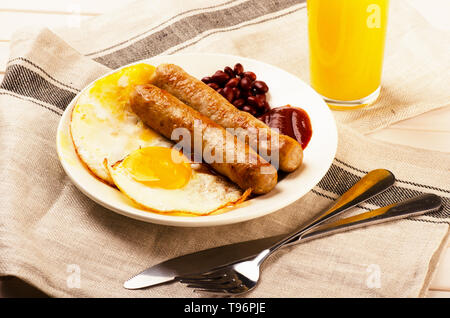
[264,169,395,257]
[249,193,443,268]
[282,193,442,247]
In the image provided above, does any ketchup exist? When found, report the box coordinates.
[258,105,312,149]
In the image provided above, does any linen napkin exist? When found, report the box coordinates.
[0,0,449,298]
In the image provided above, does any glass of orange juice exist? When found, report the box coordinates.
[308,0,389,109]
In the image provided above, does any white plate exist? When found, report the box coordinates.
[56,53,337,227]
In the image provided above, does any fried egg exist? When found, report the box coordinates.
[70,63,248,216]
[107,147,247,215]
[70,63,172,184]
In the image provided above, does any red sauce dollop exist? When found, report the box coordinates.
[258,105,312,149]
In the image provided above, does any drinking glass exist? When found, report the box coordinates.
[308,0,389,109]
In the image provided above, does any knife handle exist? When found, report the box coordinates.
[282,193,442,247]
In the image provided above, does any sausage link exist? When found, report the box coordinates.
[130,84,278,194]
[150,63,303,172]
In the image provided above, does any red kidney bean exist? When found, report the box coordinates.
[233,63,244,76]
[242,105,257,116]
[243,71,257,81]
[208,83,220,90]
[262,101,271,114]
[257,97,266,108]
[247,95,260,108]
[251,80,269,93]
[202,76,213,84]
[255,93,266,103]
[224,66,235,78]
[232,87,241,99]
[222,86,235,102]
[249,108,259,116]
[240,90,251,99]
[225,77,240,88]
[233,98,245,109]
[239,77,252,91]
[211,70,230,85]
[202,63,272,117]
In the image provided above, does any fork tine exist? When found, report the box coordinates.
[192,287,235,296]
[178,275,226,284]
[177,271,229,283]
[184,280,239,289]
[192,285,248,296]
[181,270,227,279]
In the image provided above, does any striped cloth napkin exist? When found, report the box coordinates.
[0,0,449,297]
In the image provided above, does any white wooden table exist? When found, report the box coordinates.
[0,0,449,298]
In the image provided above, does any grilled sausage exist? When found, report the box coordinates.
[130,84,278,194]
[150,63,303,172]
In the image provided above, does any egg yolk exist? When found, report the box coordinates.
[89,63,155,117]
[122,147,192,189]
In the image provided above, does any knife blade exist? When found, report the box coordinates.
[123,234,285,289]
[123,193,442,289]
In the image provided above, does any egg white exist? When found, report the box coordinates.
[108,160,245,215]
[70,65,172,184]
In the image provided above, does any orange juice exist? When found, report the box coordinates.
[308,0,389,109]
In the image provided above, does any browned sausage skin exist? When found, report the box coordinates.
[130,84,278,195]
[150,63,303,172]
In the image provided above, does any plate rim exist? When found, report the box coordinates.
[56,53,338,227]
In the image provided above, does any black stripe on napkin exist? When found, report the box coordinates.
[169,4,305,55]
[86,0,240,57]
[0,91,62,115]
[315,164,450,221]
[335,158,450,194]
[0,64,76,111]
[94,0,306,68]
[7,57,79,92]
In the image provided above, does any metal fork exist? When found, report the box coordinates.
[178,193,442,295]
